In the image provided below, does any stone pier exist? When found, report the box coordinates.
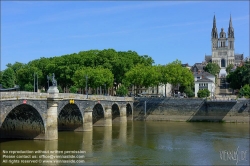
[83,110,93,131]
[45,86,59,140]
[104,106,112,126]
[120,105,127,123]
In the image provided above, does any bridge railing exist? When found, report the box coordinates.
[0,91,133,101]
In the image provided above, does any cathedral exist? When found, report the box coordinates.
[205,15,244,78]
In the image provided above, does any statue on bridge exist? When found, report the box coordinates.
[47,73,57,87]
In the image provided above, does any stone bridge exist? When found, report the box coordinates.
[0,87,133,140]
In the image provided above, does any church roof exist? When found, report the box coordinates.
[205,55,212,63]
[191,63,205,72]
[235,54,244,60]
[195,78,213,83]
[193,71,214,78]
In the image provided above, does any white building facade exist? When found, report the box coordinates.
[194,72,215,97]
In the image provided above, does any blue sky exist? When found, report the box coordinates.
[1,1,249,70]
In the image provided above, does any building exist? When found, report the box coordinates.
[194,72,215,97]
[204,15,244,95]
[191,63,206,73]
[205,15,244,77]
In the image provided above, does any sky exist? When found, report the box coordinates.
[1,1,249,70]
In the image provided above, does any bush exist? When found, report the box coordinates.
[24,83,33,92]
[184,87,194,97]
[116,85,128,97]
[238,84,250,98]
[69,86,78,93]
[197,89,210,98]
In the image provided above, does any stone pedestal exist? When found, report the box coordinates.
[45,86,59,140]
[120,106,127,123]
[104,107,112,126]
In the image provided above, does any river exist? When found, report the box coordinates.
[0,121,249,165]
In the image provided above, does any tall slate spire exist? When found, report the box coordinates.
[211,15,218,38]
[213,15,217,28]
[228,14,234,38]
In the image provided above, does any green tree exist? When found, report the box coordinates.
[165,60,194,96]
[184,86,195,98]
[242,61,250,86]
[69,85,78,93]
[123,64,160,95]
[238,84,250,98]
[157,65,169,97]
[204,62,220,77]
[24,83,34,92]
[197,89,210,98]
[16,65,42,91]
[72,67,114,94]
[116,85,128,96]
[226,61,250,91]
[226,64,234,73]
[0,71,2,85]
[1,68,16,88]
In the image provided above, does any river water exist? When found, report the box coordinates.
[1,121,249,165]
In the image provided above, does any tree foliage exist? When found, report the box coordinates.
[226,64,234,73]
[116,85,128,96]
[72,67,114,93]
[123,64,160,94]
[204,62,220,76]
[238,84,250,98]
[165,60,194,95]
[1,68,16,88]
[197,89,210,98]
[226,60,250,90]
[1,49,153,92]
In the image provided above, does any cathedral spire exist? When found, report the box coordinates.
[211,14,218,39]
[229,14,233,28]
[228,14,234,38]
[213,14,217,28]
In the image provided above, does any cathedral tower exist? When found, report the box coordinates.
[211,15,218,50]
[227,14,235,65]
[211,15,235,69]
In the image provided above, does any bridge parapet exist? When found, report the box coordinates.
[0,91,48,100]
[0,91,134,102]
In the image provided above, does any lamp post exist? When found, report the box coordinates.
[104,84,106,96]
[34,72,35,92]
[47,75,50,90]
[85,75,88,99]
[34,72,38,92]
[37,74,38,92]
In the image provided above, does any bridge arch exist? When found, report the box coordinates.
[126,103,133,117]
[112,103,120,120]
[92,103,104,124]
[0,104,45,139]
[58,103,83,131]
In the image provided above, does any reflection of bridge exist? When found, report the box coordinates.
[0,88,133,140]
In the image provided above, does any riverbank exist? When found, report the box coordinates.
[133,98,250,123]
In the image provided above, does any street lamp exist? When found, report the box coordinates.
[104,84,106,96]
[34,72,38,92]
[85,75,88,99]
[34,72,35,92]
[47,75,50,90]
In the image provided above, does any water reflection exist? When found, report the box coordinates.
[119,123,127,144]
[0,122,249,165]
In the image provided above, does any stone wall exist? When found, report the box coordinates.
[133,98,250,123]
